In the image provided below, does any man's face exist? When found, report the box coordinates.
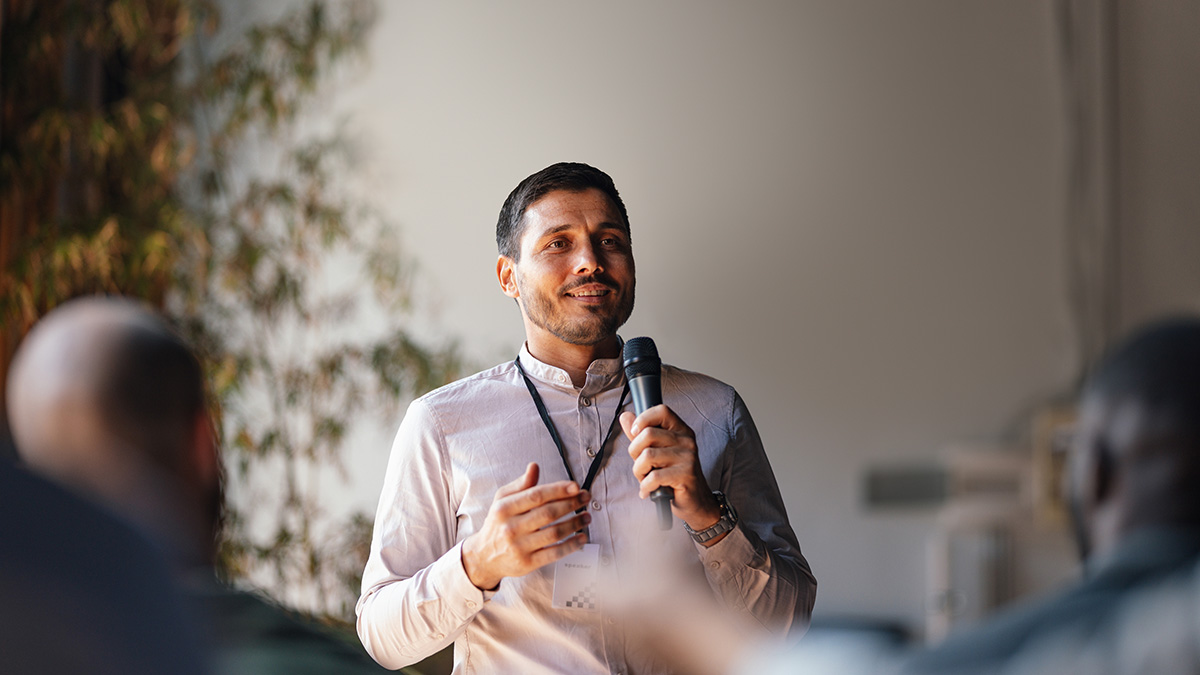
[499,188,635,347]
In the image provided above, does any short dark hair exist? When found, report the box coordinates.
[496,162,630,260]
[1084,316,1200,444]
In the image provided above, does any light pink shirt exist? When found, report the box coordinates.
[357,344,815,673]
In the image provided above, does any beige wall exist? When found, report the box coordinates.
[1116,0,1200,331]
[338,1,1092,634]
[337,1,1078,633]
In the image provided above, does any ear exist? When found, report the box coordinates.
[1068,431,1116,513]
[189,411,220,492]
[497,255,520,299]
[1092,438,1116,506]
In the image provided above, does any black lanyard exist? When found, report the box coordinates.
[514,357,629,493]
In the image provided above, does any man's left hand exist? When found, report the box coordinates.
[620,406,723,538]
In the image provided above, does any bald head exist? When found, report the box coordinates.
[7,297,214,559]
[1070,316,1200,555]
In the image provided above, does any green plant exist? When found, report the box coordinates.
[1,0,460,623]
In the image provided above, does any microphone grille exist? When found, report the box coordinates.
[622,336,661,378]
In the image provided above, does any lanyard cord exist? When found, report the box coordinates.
[514,357,629,493]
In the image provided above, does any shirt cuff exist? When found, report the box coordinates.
[429,541,493,618]
[694,524,761,582]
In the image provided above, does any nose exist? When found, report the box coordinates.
[573,241,603,276]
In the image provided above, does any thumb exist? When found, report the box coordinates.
[496,462,539,499]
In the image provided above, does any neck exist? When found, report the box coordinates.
[525,335,621,388]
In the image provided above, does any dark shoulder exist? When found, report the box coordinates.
[195,582,390,674]
[898,584,1100,674]
[0,462,208,675]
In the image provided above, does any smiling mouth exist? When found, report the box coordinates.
[566,289,610,298]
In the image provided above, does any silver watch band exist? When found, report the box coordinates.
[684,491,738,543]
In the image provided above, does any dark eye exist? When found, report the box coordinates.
[546,239,567,249]
[600,236,619,247]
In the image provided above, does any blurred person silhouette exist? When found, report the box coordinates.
[990,544,1200,674]
[7,296,397,675]
[699,316,1200,675]
[1,435,210,675]
[894,316,1200,674]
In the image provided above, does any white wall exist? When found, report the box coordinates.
[336,1,1077,634]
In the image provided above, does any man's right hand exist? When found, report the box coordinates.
[461,462,592,591]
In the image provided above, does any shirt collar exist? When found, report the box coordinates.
[1086,524,1200,582]
[517,338,627,393]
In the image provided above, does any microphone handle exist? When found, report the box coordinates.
[651,487,674,530]
[629,374,674,530]
[628,374,662,412]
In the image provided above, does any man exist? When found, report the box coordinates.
[6,297,396,675]
[897,316,1200,674]
[356,162,816,673]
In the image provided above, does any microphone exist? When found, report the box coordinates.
[623,337,673,530]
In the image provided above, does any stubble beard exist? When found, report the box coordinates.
[518,273,635,346]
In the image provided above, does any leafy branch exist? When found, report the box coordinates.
[1,0,460,622]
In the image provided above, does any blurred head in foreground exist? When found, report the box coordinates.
[1068,316,1200,560]
[7,296,220,569]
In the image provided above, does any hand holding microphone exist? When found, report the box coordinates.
[623,337,673,529]
[622,338,723,538]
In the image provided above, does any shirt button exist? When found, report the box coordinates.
[607,618,616,625]
[586,447,596,457]
[592,500,602,511]
[434,633,445,640]
[709,561,721,570]
[581,397,592,407]
[467,601,476,608]
[601,555,611,566]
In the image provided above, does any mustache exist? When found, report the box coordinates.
[561,276,617,293]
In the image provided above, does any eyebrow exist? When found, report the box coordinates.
[537,222,625,238]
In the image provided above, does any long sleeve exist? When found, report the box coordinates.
[355,399,488,669]
[694,391,817,637]
[356,355,814,673]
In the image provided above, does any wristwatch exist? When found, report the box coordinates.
[684,491,738,544]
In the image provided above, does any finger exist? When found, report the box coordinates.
[632,405,694,436]
[526,532,589,570]
[525,511,592,550]
[495,462,539,500]
[631,405,670,435]
[517,491,593,530]
[633,450,681,495]
[631,445,678,482]
[626,425,683,464]
[620,411,637,440]
[498,481,587,518]
[638,464,692,500]
[622,406,675,440]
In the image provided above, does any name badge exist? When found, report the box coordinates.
[552,543,600,611]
